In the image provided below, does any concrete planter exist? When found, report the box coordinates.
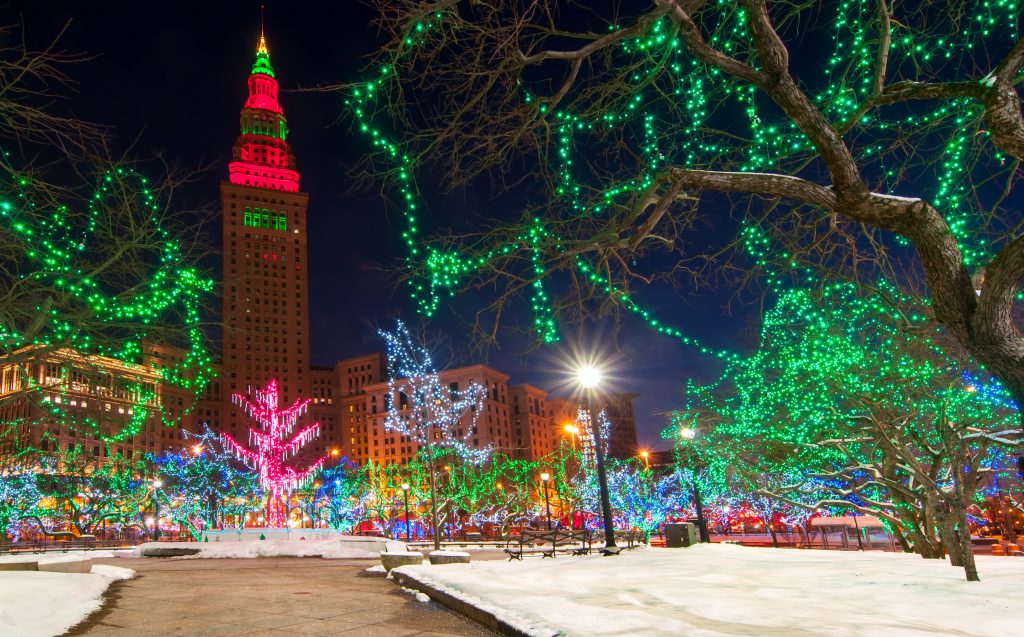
[380,551,424,572]
[428,551,471,565]
[39,558,93,574]
[142,547,202,557]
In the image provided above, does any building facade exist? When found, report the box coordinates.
[509,384,557,461]
[0,347,186,461]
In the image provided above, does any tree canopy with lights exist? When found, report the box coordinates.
[674,278,1021,580]
[0,22,214,444]
[347,0,1024,424]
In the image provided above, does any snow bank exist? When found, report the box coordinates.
[394,544,1023,637]
[0,564,133,637]
[134,537,402,559]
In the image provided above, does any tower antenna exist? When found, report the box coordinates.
[260,4,265,40]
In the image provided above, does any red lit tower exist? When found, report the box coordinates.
[221,32,311,442]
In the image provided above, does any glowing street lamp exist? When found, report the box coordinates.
[400,482,411,541]
[575,364,617,554]
[540,472,552,530]
[639,450,650,470]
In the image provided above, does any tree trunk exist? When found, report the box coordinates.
[933,502,962,567]
[765,516,779,547]
[427,446,441,551]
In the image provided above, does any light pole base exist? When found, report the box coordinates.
[601,546,622,556]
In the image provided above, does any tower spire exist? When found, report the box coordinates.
[257,4,268,55]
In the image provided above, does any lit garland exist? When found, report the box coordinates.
[0,165,214,442]
[345,1,1023,352]
[222,379,328,528]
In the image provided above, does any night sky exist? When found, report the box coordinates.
[9,1,756,449]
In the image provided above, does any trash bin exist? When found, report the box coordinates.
[665,523,698,548]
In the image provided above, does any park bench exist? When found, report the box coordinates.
[615,529,643,549]
[503,528,592,561]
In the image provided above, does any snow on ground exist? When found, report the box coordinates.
[0,564,133,637]
[394,543,1023,637]
[130,537,406,559]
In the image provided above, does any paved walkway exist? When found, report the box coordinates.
[67,557,498,637]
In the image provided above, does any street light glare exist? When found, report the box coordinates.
[400,482,410,490]
[576,365,602,389]
[540,472,551,482]
[680,427,696,440]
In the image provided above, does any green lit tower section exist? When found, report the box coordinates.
[219,31,311,443]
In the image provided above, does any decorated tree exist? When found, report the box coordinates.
[476,453,545,535]
[31,446,150,539]
[346,2,1024,456]
[0,21,213,448]
[362,458,430,538]
[679,279,1021,580]
[150,425,261,539]
[601,458,687,541]
[223,379,328,528]
[0,444,43,549]
[379,320,488,549]
[295,462,370,532]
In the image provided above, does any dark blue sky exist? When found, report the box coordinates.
[9,1,755,449]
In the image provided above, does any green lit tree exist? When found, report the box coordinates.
[0,441,43,549]
[348,1,1024,436]
[31,446,151,538]
[0,21,214,445]
[680,280,1022,580]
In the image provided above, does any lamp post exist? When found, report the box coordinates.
[540,472,552,530]
[639,450,650,470]
[564,423,579,449]
[401,482,411,541]
[576,366,617,554]
[151,479,163,541]
[679,427,709,543]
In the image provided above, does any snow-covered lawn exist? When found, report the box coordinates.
[394,543,1023,637]
[130,537,406,559]
[0,562,133,637]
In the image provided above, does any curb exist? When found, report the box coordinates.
[391,569,558,637]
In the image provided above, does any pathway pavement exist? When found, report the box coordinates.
[66,557,498,637]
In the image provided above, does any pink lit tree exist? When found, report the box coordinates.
[223,379,328,528]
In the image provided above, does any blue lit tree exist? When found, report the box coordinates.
[379,320,488,549]
[150,425,261,539]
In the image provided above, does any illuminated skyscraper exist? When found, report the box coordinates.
[220,32,311,439]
